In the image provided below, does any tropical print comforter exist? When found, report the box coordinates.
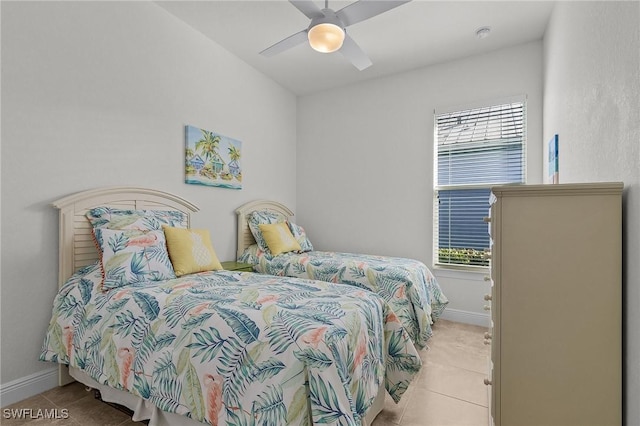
[40,262,421,426]
[239,247,449,349]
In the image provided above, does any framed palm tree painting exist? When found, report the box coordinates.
[185,125,242,189]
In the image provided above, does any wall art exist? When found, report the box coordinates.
[548,134,559,184]
[185,125,242,190]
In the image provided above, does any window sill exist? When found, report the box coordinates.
[432,264,489,281]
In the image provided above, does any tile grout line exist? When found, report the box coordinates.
[424,358,489,376]
[427,389,489,409]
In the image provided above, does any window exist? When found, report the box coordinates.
[434,99,526,268]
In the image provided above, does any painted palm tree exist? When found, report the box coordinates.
[228,144,242,179]
[228,145,241,162]
[185,147,196,174]
[195,130,221,164]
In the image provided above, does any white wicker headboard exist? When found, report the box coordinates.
[52,186,199,289]
[235,200,294,259]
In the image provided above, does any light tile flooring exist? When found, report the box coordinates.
[373,319,490,426]
[2,320,489,426]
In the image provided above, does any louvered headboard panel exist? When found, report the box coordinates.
[52,187,199,289]
[234,200,294,259]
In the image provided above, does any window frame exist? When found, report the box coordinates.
[433,96,527,271]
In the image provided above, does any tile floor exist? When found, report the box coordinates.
[2,320,489,426]
[372,319,490,426]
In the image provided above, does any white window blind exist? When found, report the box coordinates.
[434,101,526,268]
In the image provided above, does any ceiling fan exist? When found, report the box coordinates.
[259,0,411,71]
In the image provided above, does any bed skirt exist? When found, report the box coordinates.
[69,367,385,425]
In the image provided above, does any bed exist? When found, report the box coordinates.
[40,187,423,426]
[235,200,448,350]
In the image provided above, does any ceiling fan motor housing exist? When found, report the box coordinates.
[307,9,346,53]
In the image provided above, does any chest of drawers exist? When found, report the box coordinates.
[485,183,622,426]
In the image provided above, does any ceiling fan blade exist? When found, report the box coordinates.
[336,0,411,27]
[260,30,308,57]
[289,0,324,20]
[340,33,372,70]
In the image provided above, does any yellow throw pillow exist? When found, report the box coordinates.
[163,226,223,276]
[258,222,301,256]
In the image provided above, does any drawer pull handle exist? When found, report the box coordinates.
[483,305,491,311]
[484,378,492,386]
[484,294,492,301]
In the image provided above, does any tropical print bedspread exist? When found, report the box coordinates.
[239,247,449,349]
[41,262,421,426]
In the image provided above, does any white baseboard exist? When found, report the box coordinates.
[439,308,490,327]
[0,367,58,408]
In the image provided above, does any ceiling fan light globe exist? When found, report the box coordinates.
[308,23,345,53]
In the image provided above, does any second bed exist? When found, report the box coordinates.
[235,200,449,350]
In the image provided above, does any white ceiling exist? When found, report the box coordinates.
[156,0,555,95]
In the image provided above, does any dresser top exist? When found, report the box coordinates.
[491,182,623,197]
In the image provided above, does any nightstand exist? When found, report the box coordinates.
[221,261,254,272]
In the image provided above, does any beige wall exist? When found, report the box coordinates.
[296,41,544,325]
[543,2,640,424]
[0,1,297,403]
